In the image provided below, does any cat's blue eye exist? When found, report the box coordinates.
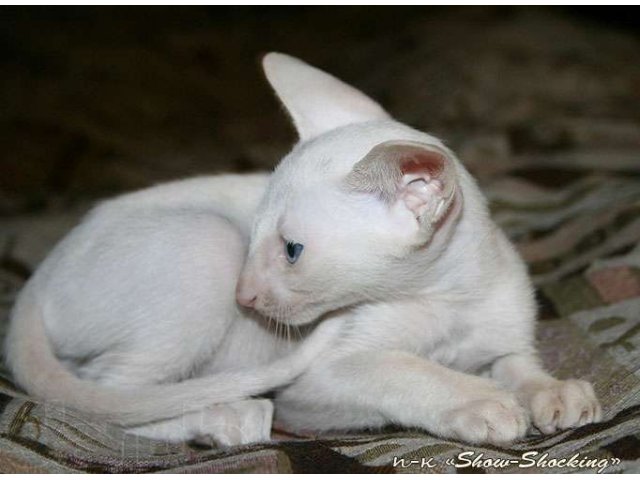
[285,241,304,264]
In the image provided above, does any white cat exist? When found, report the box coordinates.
[5,53,601,447]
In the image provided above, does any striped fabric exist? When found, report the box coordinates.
[1,158,639,473]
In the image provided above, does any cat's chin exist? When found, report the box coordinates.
[258,302,355,330]
[257,307,323,327]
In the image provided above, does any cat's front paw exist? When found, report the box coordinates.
[441,391,529,445]
[525,379,602,434]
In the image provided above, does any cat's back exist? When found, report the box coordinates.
[28,172,270,290]
[96,173,270,226]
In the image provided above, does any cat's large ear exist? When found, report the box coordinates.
[262,52,390,141]
[346,140,458,236]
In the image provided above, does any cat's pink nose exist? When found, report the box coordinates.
[237,292,257,308]
[236,280,258,308]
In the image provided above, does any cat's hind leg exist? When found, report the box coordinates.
[127,399,274,447]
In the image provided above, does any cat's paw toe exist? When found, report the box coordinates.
[528,379,601,434]
[444,393,529,445]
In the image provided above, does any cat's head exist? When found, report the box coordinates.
[236,53,463,325]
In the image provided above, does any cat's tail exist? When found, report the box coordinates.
[4,287,341,426]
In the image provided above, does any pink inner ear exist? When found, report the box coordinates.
[400,151,444,178]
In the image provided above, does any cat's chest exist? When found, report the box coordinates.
[344,297,487,371]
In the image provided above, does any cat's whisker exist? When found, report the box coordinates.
[288,287,313,295]
[268,316,275,336]
[276,315,283,341]
[293,323,303,341]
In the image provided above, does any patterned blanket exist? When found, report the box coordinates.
[0,150,639,474]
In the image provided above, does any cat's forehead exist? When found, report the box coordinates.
[255,120,448,230]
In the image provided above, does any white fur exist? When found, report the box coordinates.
[5,53,601,447]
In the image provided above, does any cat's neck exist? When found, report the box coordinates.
[413,176,498,297]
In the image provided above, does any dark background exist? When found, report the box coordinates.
[1,6,639,215]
